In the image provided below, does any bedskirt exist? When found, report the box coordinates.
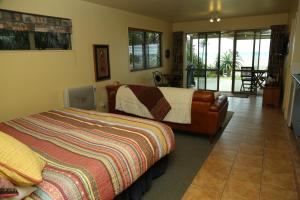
[116,156,168,200]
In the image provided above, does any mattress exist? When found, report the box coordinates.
[0,108,175,200]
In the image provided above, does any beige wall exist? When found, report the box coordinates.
[282,0,300,122]
[173,13,289,33]
[0,0,172,122]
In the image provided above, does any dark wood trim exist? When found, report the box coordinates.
[204,34,208,90]
[143,32,147,68]
[130,66,162,72]
[257,31,262,69]
[128,27,162,34]
[0,8,71,21]
[232,31,237,93]
[252,31,256,70]
[217,32,221,91]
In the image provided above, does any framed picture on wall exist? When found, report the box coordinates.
[93,44,111,81]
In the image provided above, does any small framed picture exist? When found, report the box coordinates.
[93,44,111,81]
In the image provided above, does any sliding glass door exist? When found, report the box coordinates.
[233,31,255,92]
[233,30,271,93]
[187,29,271,93]
[206,33,220,91]
[187,32,220,91]
[219,31,234,92]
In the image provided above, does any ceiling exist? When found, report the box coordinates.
[82,0,294,22]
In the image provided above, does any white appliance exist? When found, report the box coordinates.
[64,85,97,110]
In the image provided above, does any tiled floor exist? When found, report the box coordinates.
[182,96,300,200]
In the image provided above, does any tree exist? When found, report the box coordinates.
[219,50,242,77]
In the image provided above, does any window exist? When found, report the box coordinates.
[0,30,30,50]
[128,28,162,70]
[34,32,71,50]
[0,30,71,50]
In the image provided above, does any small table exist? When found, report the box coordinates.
[241,69,267,93]
[253,70,268,91]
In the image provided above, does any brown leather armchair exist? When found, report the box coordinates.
[164,91,228,137]
[106,85,228,137]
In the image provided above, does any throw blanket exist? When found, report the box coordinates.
[0,108,175,200]
[127,85,171,121]
[116,86,195,124]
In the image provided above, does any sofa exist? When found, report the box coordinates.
[106,85,228,137]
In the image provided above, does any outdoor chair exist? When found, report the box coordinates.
[240,67,254,92]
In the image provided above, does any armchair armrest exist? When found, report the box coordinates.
[209,95,228,112]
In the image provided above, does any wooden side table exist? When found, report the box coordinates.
[262,86,280,107]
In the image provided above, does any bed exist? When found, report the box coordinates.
[0,108,175,200]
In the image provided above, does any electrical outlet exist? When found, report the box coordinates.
[99,101,106,109]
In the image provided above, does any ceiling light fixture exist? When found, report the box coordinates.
[209,14,221,23]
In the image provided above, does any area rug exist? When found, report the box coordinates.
[142,111,234,200]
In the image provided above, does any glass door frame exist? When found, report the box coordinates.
[206,32,221,91]
[232,29,270,94]
[186,28,270,93]
[187,31,221,91]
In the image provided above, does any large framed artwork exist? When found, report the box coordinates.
[93,44,111,81]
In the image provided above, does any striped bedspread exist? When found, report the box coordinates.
[0,108,175,200]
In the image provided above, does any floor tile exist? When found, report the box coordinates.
[260,185,298,200]
[263,157,294,173]
[265,139,292,151]
[182,184,221,200]
[209,148,238,162]
[222,178,260,200]
[183,96,300,200]
[239,143,263,155]
[264,148,293,162]
[193,171,227,193]
[234,153,263,169]
[230,165,262,184]
[262,171,297,191]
